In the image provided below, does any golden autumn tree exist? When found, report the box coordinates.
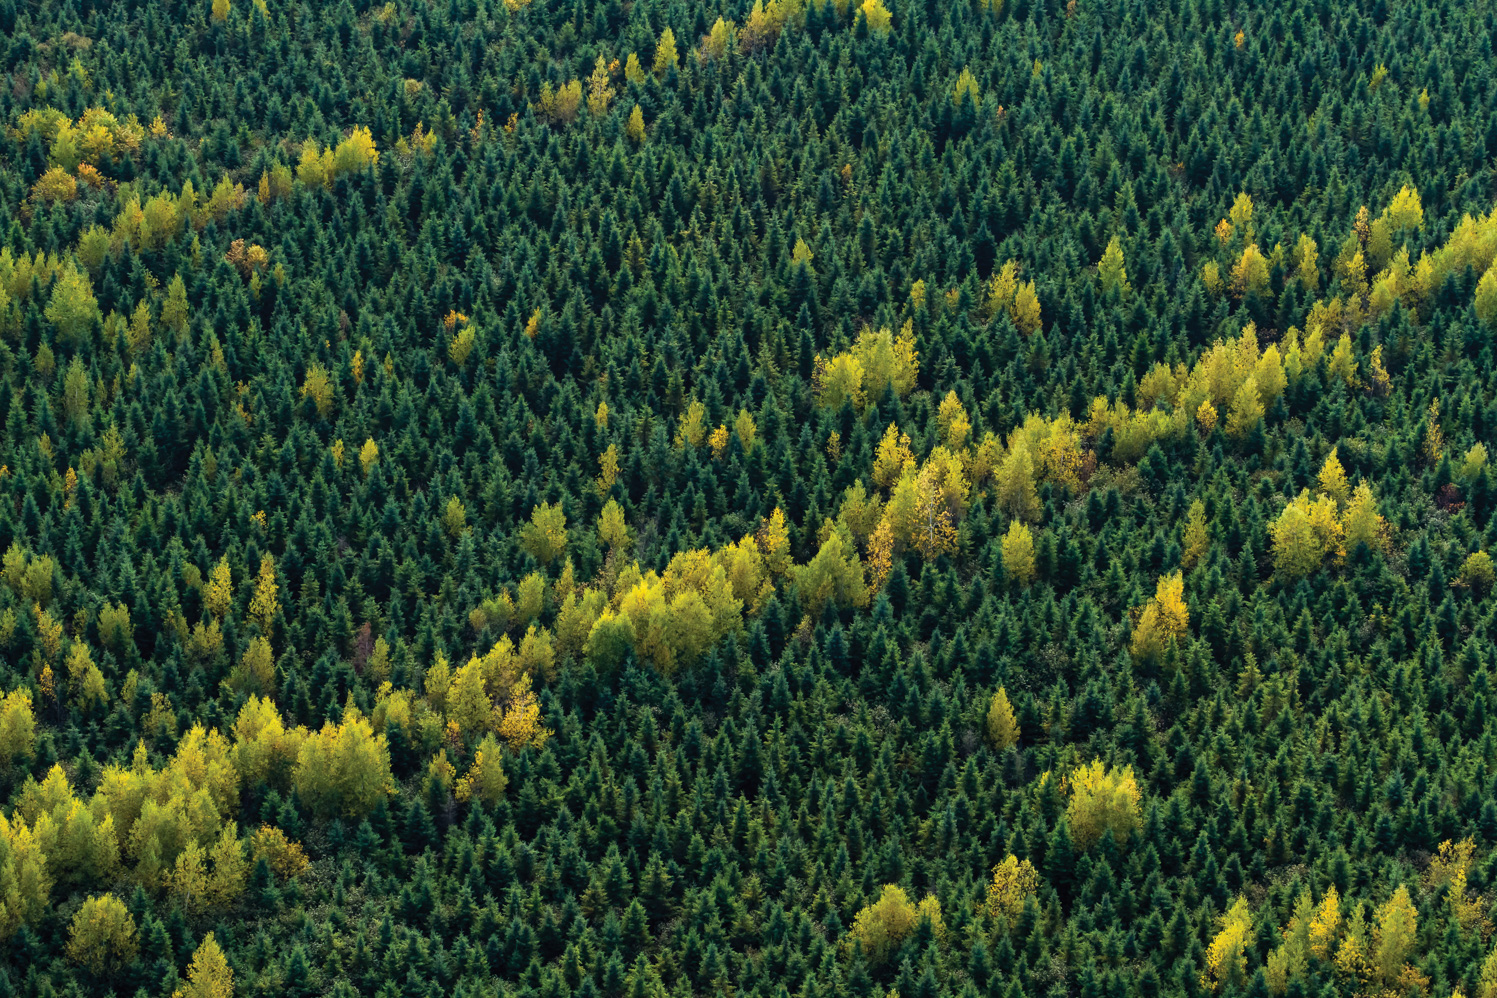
[586,56,615,116]
[520,502,568,564]
[1372,886,1423,990]
[793,526,868,618]
[1225,375,1264,439]
[66,894,138,974]
[994,446,1041,522]
[912,460,958,559]
[1098,235,1130,295]
[984,855,1039,922]
[300,362,334,418]
[1206,898,1253,991]
[1066,760,1141,847]
[0,688,36,767]
[1182,499,1210,569]
[247,554,279,632]
[858,0,892,34]
[1317,447,1350,508]
[848,885,920,963]
[204,556,233,619]
[46,268,101,347]
[455,734,509,805]
[175,933,233,998]
[986,687,1019,750]
[652,27,679,76]
[292,713,393,818]
[1001,521,1035,586]
[1131,571,1188,662]
[497,673,551,751]
[359,438,379,475]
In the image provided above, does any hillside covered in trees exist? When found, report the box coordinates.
[4,0,1497,996]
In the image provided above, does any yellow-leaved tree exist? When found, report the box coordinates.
[1098,235,1130,296]
[986,687,1019,750]
[520,502,568,564]
[66,894,138,974]
[1317,447,1350,508]
[1130,571,1188,663]
[1372,886,1424,991]
[791,525,868,619]
[1001,521,1035,586]
[1066,760,1141,848]
[1206,897,1253,991]
[455,734,509,806]
[848,885,937,963]
[984,855,1038,922]
[0,688,37,767]
[174,933,233,998]
[247,555,279,633]
[292,713,393,818]
[653,27,679,75]
[1182,499,1210,569]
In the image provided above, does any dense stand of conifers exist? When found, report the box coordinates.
[4,0,1497,996]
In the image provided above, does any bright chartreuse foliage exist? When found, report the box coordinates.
[3,0,1497,995]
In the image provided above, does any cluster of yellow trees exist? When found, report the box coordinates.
[1096,322,1287,459]
[735,0,893,53]
[1269,449,1388,580]
[1211,882,1426,995]
[821,313,1400,597]
[15,106,152,204]
[981,259,1043,335]
[470,501,868,676]
[1205,186,1497,338]
[64,897,234,995]
[1,543,110,714]
[673,400,758,458]
[425,637,554,752]
[292,127,379,188]
[8,119,380,352]
[1210,838,1497,996]
[0,699,357,940]
[14,106,147,173]
[828,384,1081,585]
[812,323,921,412]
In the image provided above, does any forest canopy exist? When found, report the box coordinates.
[2,0,1497,996]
